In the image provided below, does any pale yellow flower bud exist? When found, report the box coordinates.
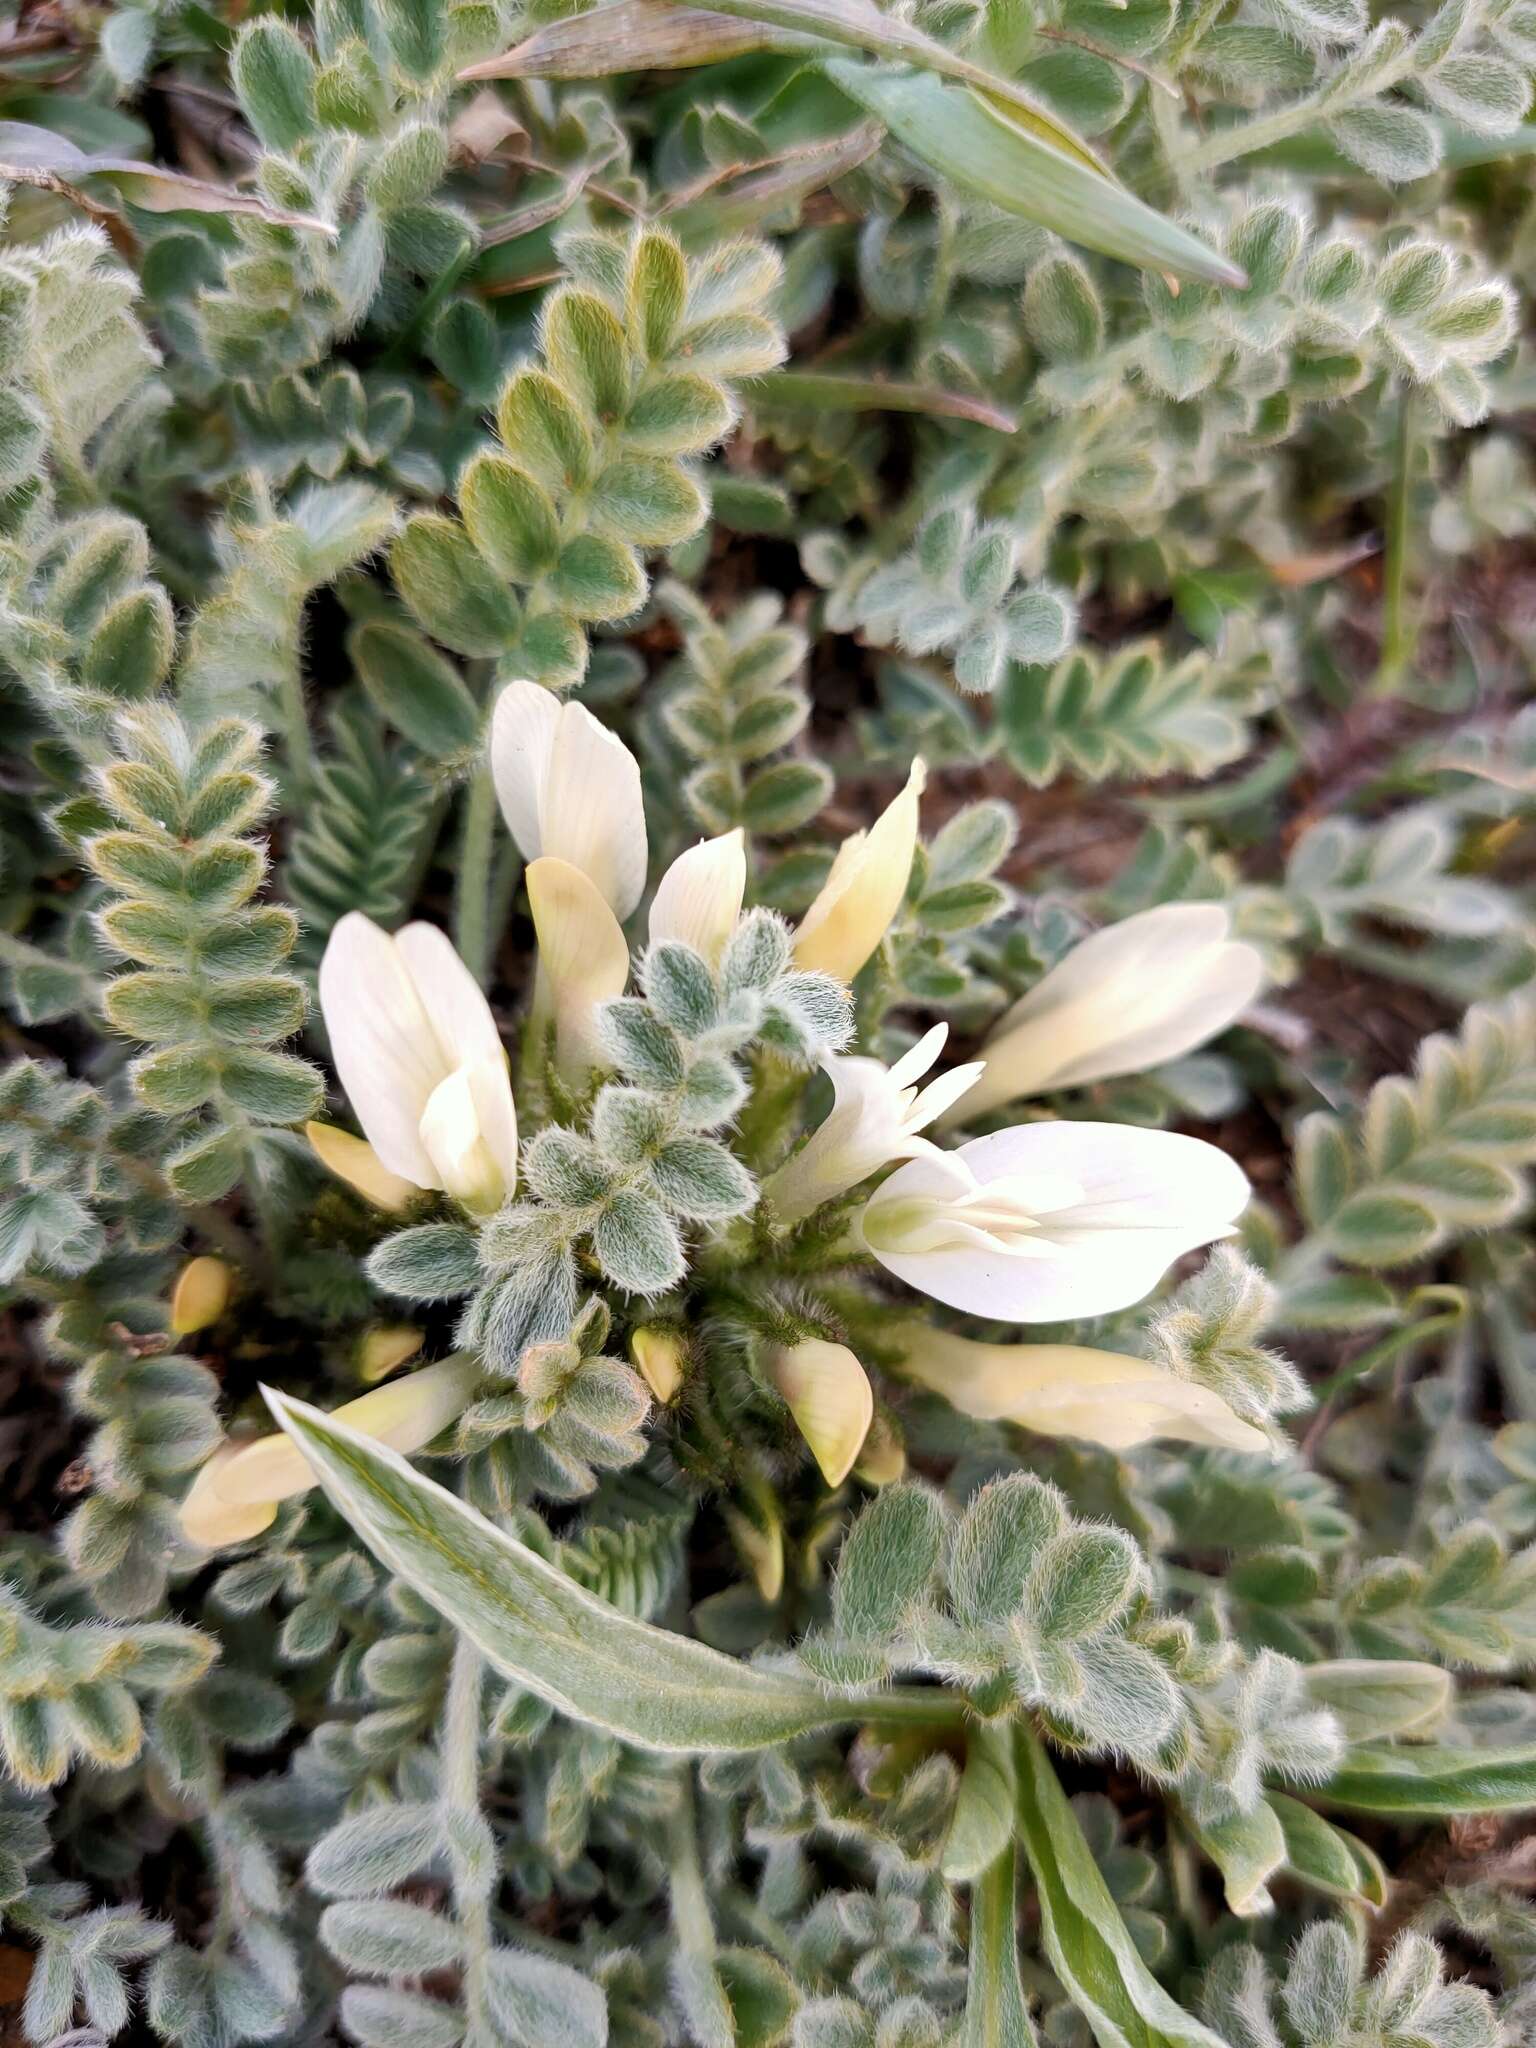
[169,1256,232,1335]
[725,1502,784,1604]
[766,1339,874,1487]
[793,759,925,982]
[527,855,631,1080]
[306,1121,418,1213]
[853,1410,907,1487]
[630,1328,686,1404]
[357,1324,425,1384]
[178,1355,479,1549]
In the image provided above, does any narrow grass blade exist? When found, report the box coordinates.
[825,63,1245,287]
[753,368,1018,433]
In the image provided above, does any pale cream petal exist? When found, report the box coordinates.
[419,1066,506,1213]
[490,678,561,861]
[169,1256,231,1335]
[527,855,631,1078]
[631,1327,686,1403]
[305,1122,417,1213]
[544,701,649,918]
[725,1504,784,1603]
[466,1054,519,1199]
[220,1356,481,1507]
[178,1441,279,1548]
[794,759,926,981]
[944,904,1264,1126]
[357,1324,425,1383]
[892,1323,1270,1454]
[887,1021,949,1091]
[862,1124,1249,1322]
[393,921,507,1073]
[907,1060,987,1131]
[318,912,443,1186]
[766,1339,874,1486]
[649,830,746,962]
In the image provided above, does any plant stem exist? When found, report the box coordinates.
[441,1634,496,2048]
[961,1843,1035,2048]
[454,762,499,987]
[276,635,314,800]
[1374,389,1419,696]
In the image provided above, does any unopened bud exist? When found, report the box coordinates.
[766,1339,873,1488]
[358,1324,424,1384]
[853,1410,906,1487]
[725,1502,784,1604]
[170,1256,232,1336]
[306,1121,417,1212]
[630,1328,686,1404]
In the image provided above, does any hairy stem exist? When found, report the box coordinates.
[454,761,500,987]
[442,1634,496,2048]
[1374,389,1419,696]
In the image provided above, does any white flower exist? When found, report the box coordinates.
[649,828,746,963]
[860,1120,1249,1322]
[318,914,518,1214]
[766,1023,985,1224]
[179,1356,479,1548]
[766,1339,874,1486]
[941,903,1265,1128]
[891,1322,1270,1455]
[526,855,630,1079]
[490,679,648,918]
[794,758,925,982]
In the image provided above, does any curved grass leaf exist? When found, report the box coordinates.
[262,1387,954,1752]
[753,368,1018,433]
[0,118,335,232]
[824,63,1245,287]
[466,0,1107,174]
[1014,1730,1227,2048]
[460,1,817,78]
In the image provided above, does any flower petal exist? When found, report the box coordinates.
[766,1339,874,1486]
[892,1322,1271,1455]
[527,855,631,1077]
[942,904,1264,1124]
[490,678,560,861]
[178,1441,279,1548]
[305,1121,418,1212]
[649,829,746,962]
[549,700,648,917]
[887,1021,949,1090]
[217,1356,480,1508]
[864,1123,1249,1321]
[318,911,443,1186]
[394,921,507,1072]
[793,758,925,982]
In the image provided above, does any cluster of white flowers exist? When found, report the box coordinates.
[185,681,1270,1540]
